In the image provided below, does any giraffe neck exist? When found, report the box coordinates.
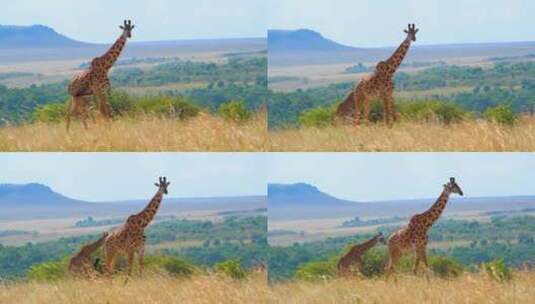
[99,33,128,70]
[385,36,412,74]
[422,188,452,227]
[133,189,164,229]
[79,234,107,256]
[352,234,380,253]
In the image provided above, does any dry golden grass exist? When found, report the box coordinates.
[0,112,266,151]
[268,271,535,304]
[0,271,268,304]
[269,117,535,151]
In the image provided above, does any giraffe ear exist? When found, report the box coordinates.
[415,29,419,34]
[131,25,135,30]
[404,29,409,34]
[154,183,159,187]
[120,25,125,30]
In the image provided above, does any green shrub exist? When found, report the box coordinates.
[33,102,67,123]
[27,259,68,282]
[108,90,137,115]
[360,249,388,277]
[298,105,336,127]
[295,259,336,281]
[483,259,512,282]
[214,259,246,280]
[429,256,464,278]
[144,255,197,277]
[399,101,467,124]
[218,100,252,122]
[484,104,517,125]
[135,96,200,119]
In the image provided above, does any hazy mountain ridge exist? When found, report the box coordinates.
[269,182,535,220]
[0,183,265,220]
[0,24,89,48]
[268,28,535,66]
[268,29,356,52]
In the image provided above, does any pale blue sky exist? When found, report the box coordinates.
[3,0,266,43]
[269,153,535,201]
[269,0,535,47]
[0,153,266,201]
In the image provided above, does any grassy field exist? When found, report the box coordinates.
[268,117,535,151]
[0,271,268,304]
[0,112,266,151]
[267,271,535,304]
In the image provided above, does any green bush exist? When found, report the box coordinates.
[218,100,252,122]
[483,259,512,282]
[214,259,246,280]
[144,255,197,277]
[108,90,137,115]
[360,249,388,278]
[298,105,336,127]
[295,259,336,281]
[429,255,464,278]
[135,96,200,119]
[399,101,468,124]
[33,102,67,123]
[484,104,517,125]
[27,259,68,282]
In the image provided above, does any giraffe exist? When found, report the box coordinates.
[336,24,418,127]
[68,232,109,279]
[103,177,170,276]
[337,232,386,277]
[386,177,463,275]
[66,20,134,130]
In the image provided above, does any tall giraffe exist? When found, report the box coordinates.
[336,24,418,126]
[68,232,108,279]
[66,20,134,130]
[337,232,386,276]
[387,177,463,275]
[103,177,170,276]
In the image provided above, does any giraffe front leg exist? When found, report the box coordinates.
[104,248,116,277]
[96,92,112,119]
[412,250,421,275]
[138,247,145,276]
[382,86,395,127]
[386,246,401,277]
[127,251,135,276]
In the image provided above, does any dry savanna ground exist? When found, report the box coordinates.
[269,117,535,151]
[0,112,266,151]
[0,271,268,304]
[267,272,535,304]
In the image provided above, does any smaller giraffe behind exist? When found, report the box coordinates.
[337,232,386,276]
[68,232,108,279]
[103,177,170,276]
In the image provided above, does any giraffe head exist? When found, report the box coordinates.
[376,232,387,245]
[154,176,170,195]
[444,177,463,196]
[120,20,135,39]
[404,23,419,42]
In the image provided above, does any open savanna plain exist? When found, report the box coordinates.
[0,112,267,151]
[267,271,535,304]
[0,271,268,304]
[268,117,535,152]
